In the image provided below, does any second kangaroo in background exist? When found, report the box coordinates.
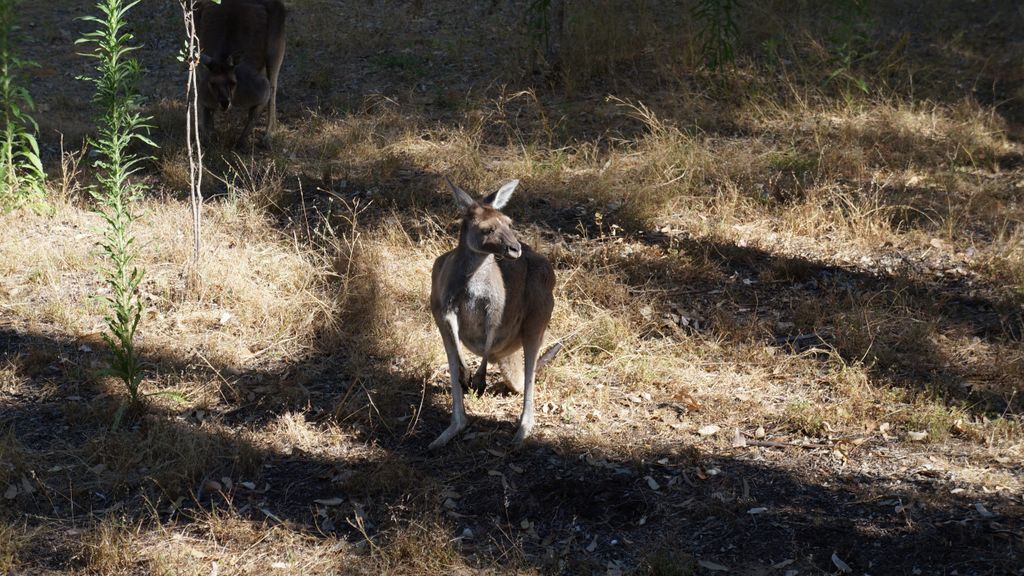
[196,0,286,147]
[429,178,557,450]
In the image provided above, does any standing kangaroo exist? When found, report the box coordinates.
[429,178,556,450]
[195,0,286,147]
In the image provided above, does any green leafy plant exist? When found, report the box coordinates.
[77,0,165,428]
[693,0,740,70]
[822,0,875,97]
[524,0,565,72]
[525,0,553,51]
[0,0,45,209]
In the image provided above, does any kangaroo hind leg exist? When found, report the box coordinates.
[429,313,470,450]
[262,0,286,145]
[497,349,524,394]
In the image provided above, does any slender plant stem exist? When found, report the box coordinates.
[78,0,154,428]
[180,0,203,272]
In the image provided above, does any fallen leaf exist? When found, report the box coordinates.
[747,507,768,515]
[907,431,928,442]
[219,311,233,325]
[3,485,18,500]
[771,559,794,569]
[645,476,661,491]
[975,503,994,518]
[314,497,344,506]
[260,508,283,523]
[831,552,852,573]
[240,481,256,490]
[697,424,721,437]
[731,428,747,447]
[672,390,702,412]
[754,426,766,439]
[697,559,729,572]
[586,536,598,552]
[203,480,223,493]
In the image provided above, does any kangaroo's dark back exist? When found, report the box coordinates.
[197,0,276,72]
[195,0,286,147]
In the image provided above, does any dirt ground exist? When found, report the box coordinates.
[1,1,1022,575]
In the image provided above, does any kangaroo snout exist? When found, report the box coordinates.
[219,99,231,111]
[505,243,522,259]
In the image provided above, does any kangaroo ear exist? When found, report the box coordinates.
[200,53,214,69]
[482,179,518,210]
[446,177,476,210]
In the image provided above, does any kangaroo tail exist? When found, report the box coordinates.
[537,340,563,370]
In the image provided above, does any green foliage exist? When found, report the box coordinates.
[525,0,553,51]
[693,0,740,70]
[77,0,156,429]
[0,0,45,210]
[823,2,875,97]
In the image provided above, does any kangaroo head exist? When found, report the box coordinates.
[200,53,237,111]
[448,178,523,260]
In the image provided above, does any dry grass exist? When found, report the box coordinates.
[1,0,1022,574]
[0,520,36,574]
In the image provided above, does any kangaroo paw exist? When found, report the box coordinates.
[511,418,534,448]
[471,371,487,396]
[429,419,467,450]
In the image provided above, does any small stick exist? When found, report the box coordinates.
[745,440,834,450]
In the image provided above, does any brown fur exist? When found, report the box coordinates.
[428,179,556,449]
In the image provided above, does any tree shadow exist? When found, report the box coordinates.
[1,325,1021,574]
[626,227,1022,419]
[196,149,1023,429]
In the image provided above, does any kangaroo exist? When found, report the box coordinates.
[195,0,286,147]
[429,178,556,450]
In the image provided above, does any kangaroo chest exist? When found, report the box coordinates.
[456,261,510,356]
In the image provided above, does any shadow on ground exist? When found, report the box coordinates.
[1,298,1021,574]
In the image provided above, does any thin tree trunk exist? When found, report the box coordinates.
[180,0,203,276]
[546,0,565,70]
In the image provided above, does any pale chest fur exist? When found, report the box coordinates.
[456,260,506,356]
